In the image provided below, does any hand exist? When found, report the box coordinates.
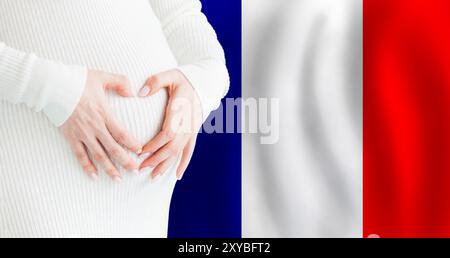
[61,70,142,182]
[138,69,202,181]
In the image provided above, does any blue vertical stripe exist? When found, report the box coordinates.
[168,0,242,238]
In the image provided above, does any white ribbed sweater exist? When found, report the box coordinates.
[0,0,229,237]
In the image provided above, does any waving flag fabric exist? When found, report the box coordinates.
[364,0,450,237]
[243,0,450,238]
[243,0,362,237]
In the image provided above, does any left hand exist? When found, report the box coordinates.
[138,69,203,180]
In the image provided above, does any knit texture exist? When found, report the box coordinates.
[0,0,228,237]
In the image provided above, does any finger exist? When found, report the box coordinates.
[140,135,187,170]
[140,144,172,171]
[176,136,197,180]
[151,156,178,181]
[105,74,133,97]
[97,130,138,172]
[162,93,185,134]
[141,130,170,155]
[105,111,142,154]
[84,137,122,182]
[69,139,98,180]
[141,98,183,154]
[139,70,180,97]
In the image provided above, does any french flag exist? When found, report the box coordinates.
[243,0,450,237]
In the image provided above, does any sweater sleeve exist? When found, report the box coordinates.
[149,0,230,122]
[0,42,87,127]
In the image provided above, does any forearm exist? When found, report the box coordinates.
[0,42,87,126]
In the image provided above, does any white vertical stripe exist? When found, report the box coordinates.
[243,0,363,237]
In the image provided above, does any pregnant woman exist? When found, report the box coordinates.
[0,0,229,237]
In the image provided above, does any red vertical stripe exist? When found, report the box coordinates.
[364,0,450,237]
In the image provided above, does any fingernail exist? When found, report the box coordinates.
[113,176,122,183]
[136,148,143,155]
[89,173,99,181]
[85,165,96,173]
[138,86,150,97]
[151,173,162,183]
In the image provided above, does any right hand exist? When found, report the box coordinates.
[61,70,142,182]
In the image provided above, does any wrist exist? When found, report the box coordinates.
[28,58,88,126]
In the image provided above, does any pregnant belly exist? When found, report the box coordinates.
[0,1,181,236]
[0,61,178,237]
[0,53,179,237]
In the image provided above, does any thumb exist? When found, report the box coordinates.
[139,71,176,97]
[105,74,133,97]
